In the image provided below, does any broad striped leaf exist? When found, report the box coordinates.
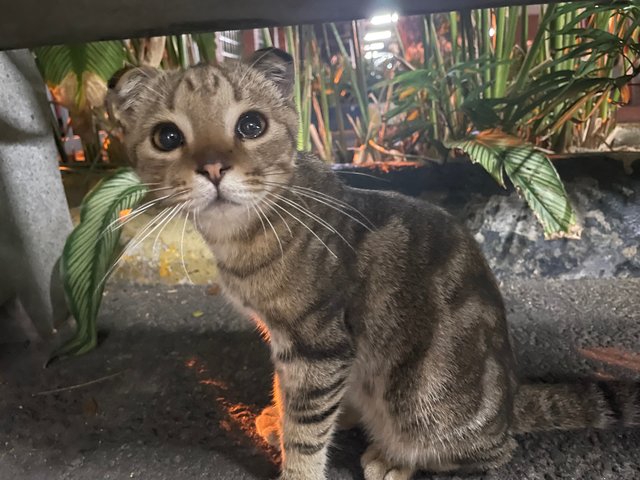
[450,130,581,239]
[56,169,147,357]
[35,41,126,84]
[34,41,126,107]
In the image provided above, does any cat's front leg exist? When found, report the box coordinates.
[277,363,348,480]
[272,319,354,480]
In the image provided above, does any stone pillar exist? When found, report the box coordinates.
[0,49,72,343]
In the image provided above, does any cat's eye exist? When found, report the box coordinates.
[236,111,267,139]
[151,123,184,151]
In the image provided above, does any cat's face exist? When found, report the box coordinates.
[107,49,298,236]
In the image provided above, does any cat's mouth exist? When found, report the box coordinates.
[211,196,235,206]
[203,192,242,209]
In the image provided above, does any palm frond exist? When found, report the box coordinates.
[450,130,580,239]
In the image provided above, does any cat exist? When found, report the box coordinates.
[106,48,639,480]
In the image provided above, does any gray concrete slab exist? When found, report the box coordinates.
[0,49,72,342]
[1,278,639,479]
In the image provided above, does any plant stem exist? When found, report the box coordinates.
[352,20,370,126]
[330,23,368,132]
[520,5,529,53]
[481,9,491,97]
[285,26,303,150]
[261,28,273,47]
[512,3,557,95]
[421,15,429,66]
[177,34,189,69]
[493,7,507,98]
[450,12,459,65]
[318,68,333,162]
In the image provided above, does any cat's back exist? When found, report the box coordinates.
[343,176,505,326]
[294,154,497,298]
[345,181,477,264]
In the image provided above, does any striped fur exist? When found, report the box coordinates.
[108,48,640,480]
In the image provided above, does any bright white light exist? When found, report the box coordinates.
[370,12,399,25]
[364,42,385,51]
[364,51,391,61]
[489,27,496,37]
[364,30,392,42]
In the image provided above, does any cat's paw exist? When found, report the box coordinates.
[255,404,280,448]
[361,445,414,480]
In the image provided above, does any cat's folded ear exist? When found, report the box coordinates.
[248,48,294,99]
[106,66,161,129]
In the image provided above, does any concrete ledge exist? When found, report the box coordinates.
[1,0,562,50]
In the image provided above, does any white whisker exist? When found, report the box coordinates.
[268,192,355,252]
[194,209,203,232]
[180,206,195,284]
[334,170,391,182]
[145,185,177,193]
[262,197,292,237]
[94,205,175,294]
[263,197,337,259]
[252,204,268,239]
[127,203,184,256]
[237,49,275,88]
[260,178,375,230]
[255,202,284,259]
[152,203,184,258]
[285,187,373,232]
[101,189,189,236]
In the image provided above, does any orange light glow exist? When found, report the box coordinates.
[399,87,416,100]
[119,209,132,220]
[199,379,228,389]
[252,314,271,343]
[182,355,275,453]
[184,357,278,463]
[333,65,344,84]
[218,399,268,446]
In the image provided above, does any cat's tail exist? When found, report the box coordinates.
[511,381,640,434]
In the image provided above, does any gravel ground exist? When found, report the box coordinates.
[1,278,639,480]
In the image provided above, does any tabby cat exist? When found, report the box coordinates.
[107,48,639,480]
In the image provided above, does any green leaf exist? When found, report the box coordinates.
[192,33,218,64]
[450,132,506,188]
[460,98,503,131]
[34,41,126,105]
[56,169,148,358]
[449,130,581,239]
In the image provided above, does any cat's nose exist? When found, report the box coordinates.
[196,161,232,186]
